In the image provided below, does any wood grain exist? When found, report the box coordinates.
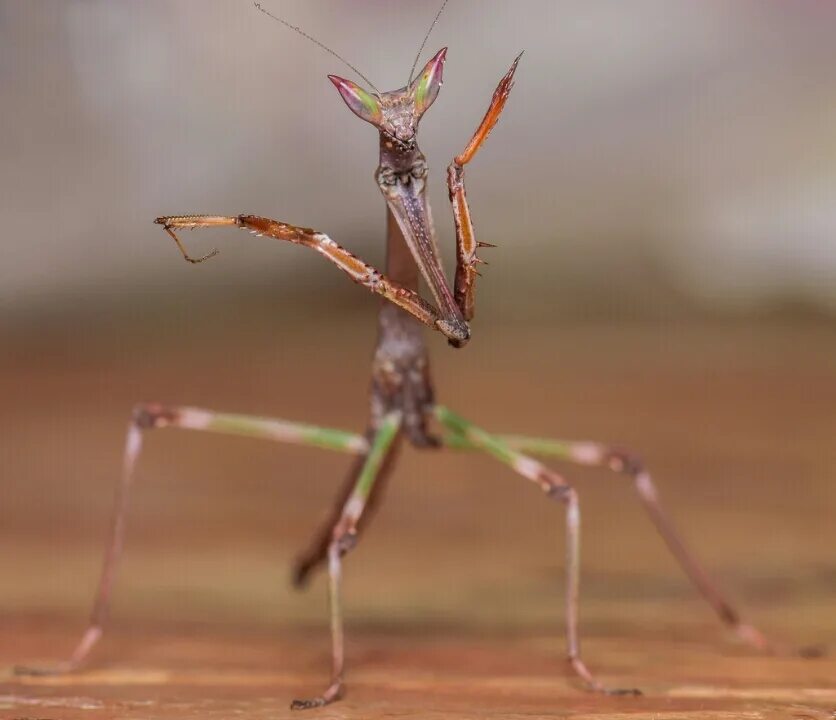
[1,319,834,719]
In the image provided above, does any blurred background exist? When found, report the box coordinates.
[3,0,836,319]
[1,0,834,673]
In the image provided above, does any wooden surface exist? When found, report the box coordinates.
[1,318,834,719]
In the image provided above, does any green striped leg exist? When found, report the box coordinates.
[15,402,368,678]
[444,429,794,656]
[291,410,403,710]
[435,406,641,696]
[292,439,402,589]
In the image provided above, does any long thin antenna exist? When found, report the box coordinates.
[407,0,449,86]
[254,2,380,94]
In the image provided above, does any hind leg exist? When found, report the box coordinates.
[443,426,821,657]
[15,403,367,676]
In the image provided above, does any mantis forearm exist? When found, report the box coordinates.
[447,53,521,322]
[155,214,454,340]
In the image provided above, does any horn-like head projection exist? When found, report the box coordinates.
[329,47,447,143]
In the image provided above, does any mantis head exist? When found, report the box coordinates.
[331,46,470,345]
[328,48,446,144]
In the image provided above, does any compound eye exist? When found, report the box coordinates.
[410,47,446,119]
[328,75,383,128]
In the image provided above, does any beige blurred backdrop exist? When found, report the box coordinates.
[2,0,836,321]
[1,0,834,661]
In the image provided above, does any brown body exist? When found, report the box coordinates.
[294,180,437,585]
[372,143,439,444]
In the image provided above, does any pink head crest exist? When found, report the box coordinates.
[328,75,382,126]
[410,47,446,119]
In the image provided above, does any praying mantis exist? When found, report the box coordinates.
[15,1,819,710]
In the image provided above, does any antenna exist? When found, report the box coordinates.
[407,0,450,86]
[254,2,380,94]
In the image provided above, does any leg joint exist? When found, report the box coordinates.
[331,528,358,557]
[545,482,575,504]
[604,448,645,476]
[131,403,176,430]
[717,602,740,626]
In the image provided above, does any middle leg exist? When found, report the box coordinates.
[434,405,641,695]
[290,410,403,710]
[292,437,402,588]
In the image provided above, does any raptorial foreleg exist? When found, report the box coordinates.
[447,53,522,325]
[154,214,468,343]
